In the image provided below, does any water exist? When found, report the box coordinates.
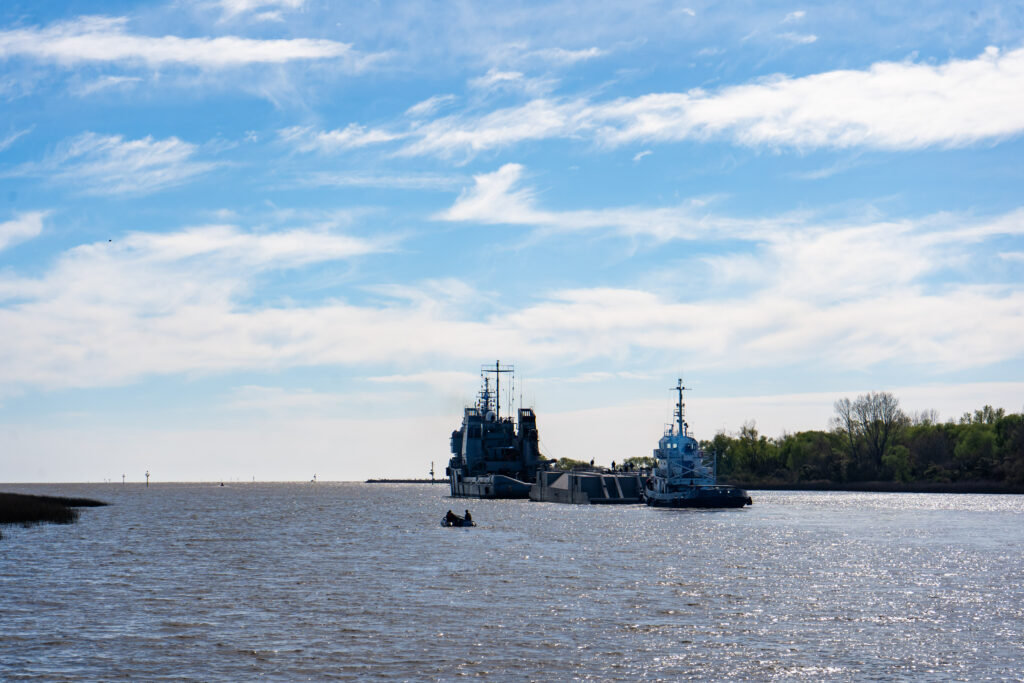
[2,484,1022,681]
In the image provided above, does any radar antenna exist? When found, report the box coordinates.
[671,378,691,437]
[481,360,514,419]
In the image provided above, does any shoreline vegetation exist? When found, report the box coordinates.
[731,480,1024,494]
[705,393,1024,494]
[0,492,107,539]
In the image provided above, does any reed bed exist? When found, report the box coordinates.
[0,492,107,538]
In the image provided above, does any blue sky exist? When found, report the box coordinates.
[1,1,1023,482]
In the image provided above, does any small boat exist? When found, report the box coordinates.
[441,515,477,527]
[643,379,752,509]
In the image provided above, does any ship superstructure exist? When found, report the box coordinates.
[643,379,752,508]
[446,361,546,498]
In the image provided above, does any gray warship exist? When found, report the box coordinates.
[446,361,546,499]
[643,379,752,508]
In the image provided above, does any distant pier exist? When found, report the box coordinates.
[365,478,450,484]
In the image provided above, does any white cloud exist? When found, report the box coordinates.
[215,0,304,20]
[401,99,584,159]
[527,46,606,65]
[0,15,367,69]
[783,10,806,23]
[0,211,46,252]
[778,32,817,44]
[438,167,1024,369]
[438,163,786,240]
[467,67,557,96]
[0,127,33,152]
[69,74,142,96]
[279,124,404,153]
[301,171,466,191]
[0,221,392,391]
[9,132,217,196]
[395,45,1024,157]
[2,185,1022,396]
[406,94,457,118]
[590,45,1024,149]
[632,149,652,162]
[120,223,389,267]
[470,68,524,89]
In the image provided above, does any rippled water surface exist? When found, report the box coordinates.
[2,484,1023,681]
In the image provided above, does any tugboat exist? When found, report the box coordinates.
[643,379,752,508]
[446,361,546,499]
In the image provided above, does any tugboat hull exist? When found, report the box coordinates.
[645,485,752,508]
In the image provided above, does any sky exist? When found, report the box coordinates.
[1,1,1023,482]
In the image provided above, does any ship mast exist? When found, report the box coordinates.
[672,378,690,437]
[481,360,514,419]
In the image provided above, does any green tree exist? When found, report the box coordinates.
[995,414,1024,483]
[882,444,912,482]
[554,457,590,471]
[778,431,837,481]
[732,421,782,478]
[953,424,997,479]
[623,456,656,469]
[831,391,907,480]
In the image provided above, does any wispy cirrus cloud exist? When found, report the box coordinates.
[213,0,305,21]
[68,74,142,97]
[467,68,558,96]
[0,127,34,152]
[777,32,817,44]
[0,211,46,252]
[301,171,466,191]
[438,163,791,241]
[394,45,1024,157]
[442,164,1024,256]
[527,46,606,65]
[278,124,404,153]
[8,132,218,196]
[406,94,457,118]
[401,99,584,159]
[0,15,372,69]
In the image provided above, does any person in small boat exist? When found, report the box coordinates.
[445,509,459,525]
[463,510,472,523]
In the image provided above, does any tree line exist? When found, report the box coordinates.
[706,392,1024,487]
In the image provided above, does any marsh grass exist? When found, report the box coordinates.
[0,493,108,538]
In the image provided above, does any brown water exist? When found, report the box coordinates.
[1,483,1022,680]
